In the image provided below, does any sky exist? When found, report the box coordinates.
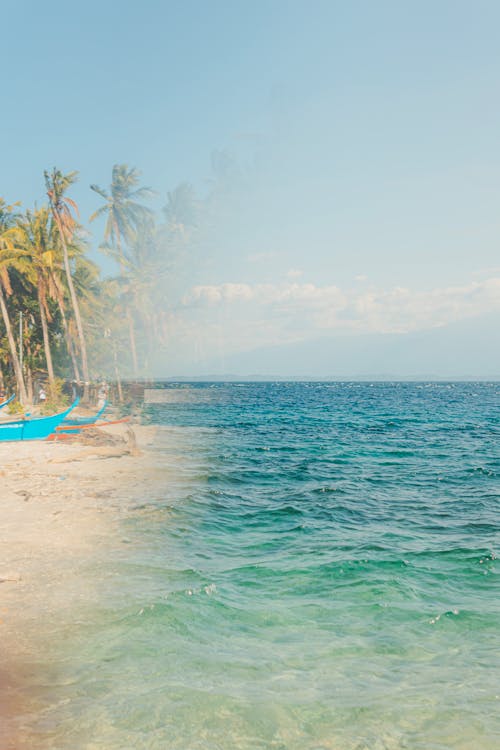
[2,0,500,376]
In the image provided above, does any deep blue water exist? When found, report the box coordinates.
[39,383,500,749]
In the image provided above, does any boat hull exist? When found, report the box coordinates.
[0,399,79,441]
[62,400,109,427]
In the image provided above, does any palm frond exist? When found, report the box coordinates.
[90,184,109,200]
[89,204,109,223]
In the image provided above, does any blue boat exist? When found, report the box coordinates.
[0,399,79,441]
[62,400,109,427]
[0,394,15,410]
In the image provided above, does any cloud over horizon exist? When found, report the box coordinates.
[183,275,500,345]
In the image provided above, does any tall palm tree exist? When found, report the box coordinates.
[17,207,58,384]
[90,164,154,265]
[115,219,163,369]
[163,182,197,237]
[90,164,154,375]
[0,199,29,403]
[44,168,90,396]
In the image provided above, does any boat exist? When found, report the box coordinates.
[61,399,109,427]
[0,399,79,441]
[48,415,130,440]
[0,394,15,410]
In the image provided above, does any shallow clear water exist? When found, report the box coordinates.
[32,383,500,748]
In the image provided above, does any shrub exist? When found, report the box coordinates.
[40,378,69,415]
[7,399,24,415]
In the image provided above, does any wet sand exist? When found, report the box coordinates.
[0,423,166,749]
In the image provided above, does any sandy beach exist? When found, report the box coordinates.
[0,422,167,749]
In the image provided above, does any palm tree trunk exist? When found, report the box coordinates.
[113,342,124,402]
[142,310,155,373]
[38,284,55,385]
[56,296,81,382]
[26,367,33,405]
[115,229,138,378]
[0,286,28,404]
[51,209,90,400]
[127,307,138,377]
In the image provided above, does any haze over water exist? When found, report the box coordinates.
[24,382,499,749]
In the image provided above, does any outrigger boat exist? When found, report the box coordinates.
[49,415,130,440]
[0,399,79,442]
[0,394,15,410]
[62,400,109,427]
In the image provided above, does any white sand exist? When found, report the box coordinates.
[0,422,169,749]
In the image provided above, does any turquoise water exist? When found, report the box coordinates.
[35,383,500,748]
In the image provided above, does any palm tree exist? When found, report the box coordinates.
[44,168,90,397]
[17,207,58,384]
[44,224,82,382]
[163,182,197,237]
[54,278,81,383]
[116,220,163,369]
[90,164,154,375]
[0,199,29,403]
[90,164,154,265]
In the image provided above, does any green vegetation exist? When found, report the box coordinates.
[0,164,200,406]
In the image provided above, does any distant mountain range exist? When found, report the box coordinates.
[159,313,500,381]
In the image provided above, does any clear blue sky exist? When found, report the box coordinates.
[3,0,500,375]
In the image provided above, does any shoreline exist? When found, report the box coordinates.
[0,422,165,749]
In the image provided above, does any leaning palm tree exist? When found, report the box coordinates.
[0,199,29,403]
[15,206,76,387]
[44,168,90,397]
[17,207,56,384]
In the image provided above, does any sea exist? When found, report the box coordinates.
[25,382,500,749]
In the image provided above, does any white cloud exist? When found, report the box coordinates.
[151,275,500,373]
[183,276,500,343]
